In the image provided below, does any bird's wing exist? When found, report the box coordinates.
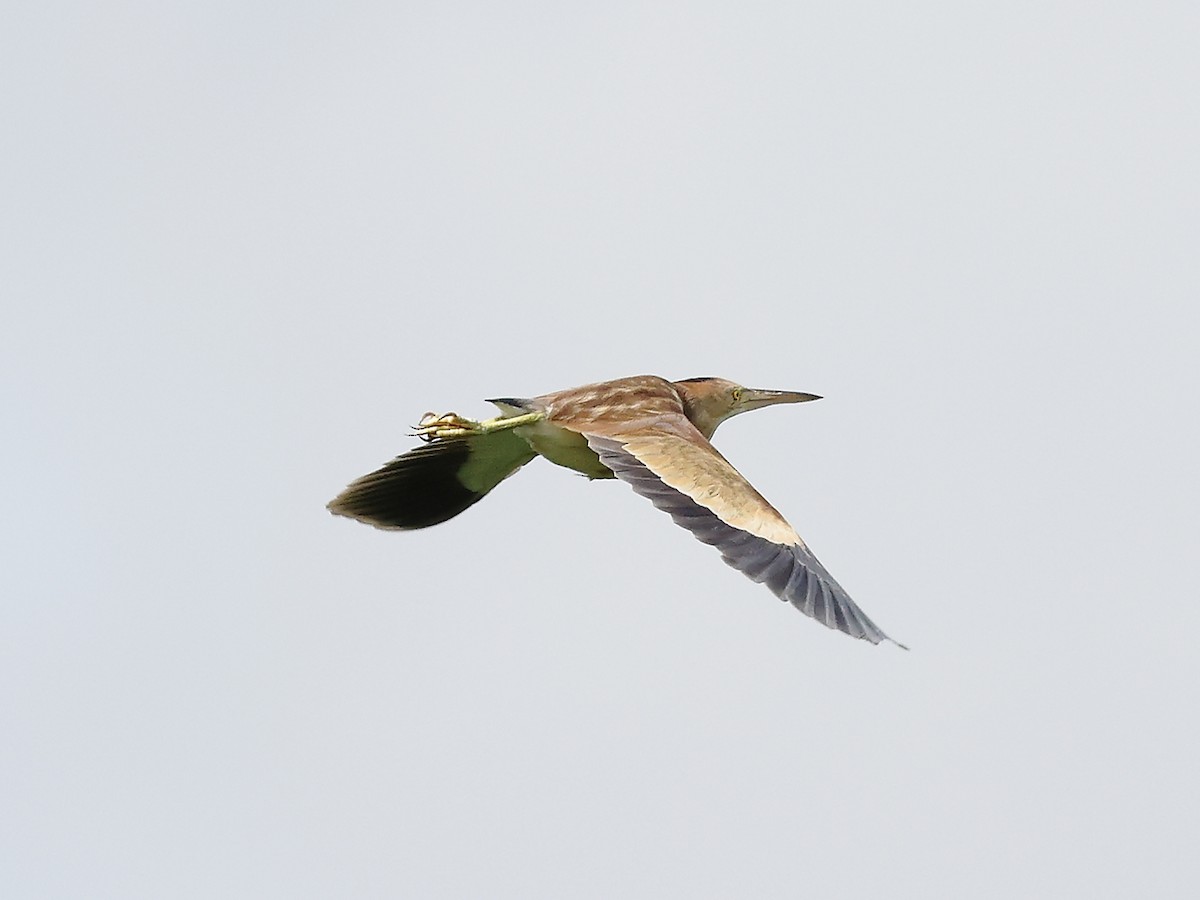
[583,424,899,645]
[328,430,536,530]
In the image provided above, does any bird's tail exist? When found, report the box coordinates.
[327,430,536,530]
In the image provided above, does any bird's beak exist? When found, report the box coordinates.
[738,388,822,411]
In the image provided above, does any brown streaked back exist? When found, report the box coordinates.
[537,375,687,436]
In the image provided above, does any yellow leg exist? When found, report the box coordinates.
[413,410,543,442]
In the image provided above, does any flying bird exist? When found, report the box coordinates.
[328,375,902,646]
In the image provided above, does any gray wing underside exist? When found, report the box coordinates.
[589,436,901,646]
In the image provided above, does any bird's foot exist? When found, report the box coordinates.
[413,411,483,442]
[413,410,545,442]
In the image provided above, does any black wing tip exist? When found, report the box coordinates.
[327,440,485,530]
[326,498,416,531]
[326,487,485,530]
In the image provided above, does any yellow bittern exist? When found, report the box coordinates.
[328,375,902,646]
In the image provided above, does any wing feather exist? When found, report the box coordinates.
[588,432,901,646]
[328,430,535,530]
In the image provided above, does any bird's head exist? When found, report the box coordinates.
[673,377,821,439]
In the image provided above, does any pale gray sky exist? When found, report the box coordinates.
[3,2,1198,898]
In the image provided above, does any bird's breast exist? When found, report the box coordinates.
[516,420,614,479]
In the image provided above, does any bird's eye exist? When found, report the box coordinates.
[732,388,742,402]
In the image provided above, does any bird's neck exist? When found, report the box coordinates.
[675,390,732,440]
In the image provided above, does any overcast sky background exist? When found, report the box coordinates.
[3,3,1198,898]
